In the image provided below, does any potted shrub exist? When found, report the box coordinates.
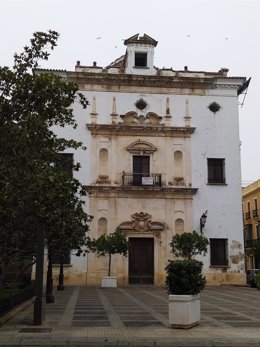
[87,229,128,287]
[165,230,209,328]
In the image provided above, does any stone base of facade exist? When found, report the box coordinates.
[206,272,246,285]
[52,270,87,285]
[50,270,247,286]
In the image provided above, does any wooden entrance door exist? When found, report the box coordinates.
[128,238,154,284]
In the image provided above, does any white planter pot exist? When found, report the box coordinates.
[169,294,200,329]
[101,276,117,288]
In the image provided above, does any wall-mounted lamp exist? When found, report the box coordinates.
[200,211,208,233]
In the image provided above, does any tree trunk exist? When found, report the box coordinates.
[57,255,64,291]
[108,253,111,276]
[33,221,45,325]
[0,260,7,290]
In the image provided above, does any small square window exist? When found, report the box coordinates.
[210,238,228,266]
[135,52,147,67]
[207,158,225,184]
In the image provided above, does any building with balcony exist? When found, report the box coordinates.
[242,179,260,270]
[45,33,248,285]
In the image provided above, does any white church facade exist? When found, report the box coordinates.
[46,34,247,285]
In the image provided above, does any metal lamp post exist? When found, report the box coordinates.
[45,251,55,303]
[200,211,208,233]
[57,255,65,291]
[33,221,45,325]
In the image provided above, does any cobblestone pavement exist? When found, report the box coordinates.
[1,285,260,346]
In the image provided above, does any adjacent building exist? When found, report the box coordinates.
[45,34,248,285]
[242,180,260,270]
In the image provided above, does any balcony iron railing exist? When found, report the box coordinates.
[245,238,260,248]
[252,209,259,218]
[122,172,162,187]
[245,212,251,220]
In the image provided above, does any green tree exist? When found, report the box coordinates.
[0,30,91,288]
[87,229,129,276]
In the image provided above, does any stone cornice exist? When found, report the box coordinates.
[35,69,245,94]
[84,185,198,198]
[68,72,215,90]
[86,124,196,137]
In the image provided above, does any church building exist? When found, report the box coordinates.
[47,34,248,285]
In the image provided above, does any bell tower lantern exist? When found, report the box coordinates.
[124,33,158,75]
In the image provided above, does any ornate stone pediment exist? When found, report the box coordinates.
[120,111,138,124]
[126,140,157,155]
[118,212,165,238]
[120,111,162,125]
[146,112,162,125]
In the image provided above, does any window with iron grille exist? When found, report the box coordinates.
[207,158,225,184]
[253,199,258,217]
[210,238,228,266]
[244,224,253,241]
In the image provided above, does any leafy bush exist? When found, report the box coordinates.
[165,231,209,295]
[165,259,206,295]
[255,273,260,290]
[170,231,209,260]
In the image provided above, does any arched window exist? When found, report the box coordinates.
[98,217,108,236]
[175,218,184,234]
[99,148,109,177]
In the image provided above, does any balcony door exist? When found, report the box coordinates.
[133,156,149,186]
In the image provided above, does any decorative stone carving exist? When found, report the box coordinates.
[135,98,147,110]
[118,212,165,238]
[146,112,162,125]
[132,212,151,232]
[110,96,118,123]
[208,102,221,113]
[126,139,157,155]
[90,96,98,124]
[165,97,172,126]
[184,99,191,127]
[120,111,162,125]
[96,175,110,184]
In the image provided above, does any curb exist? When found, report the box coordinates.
[0,338,260,347]
[0,297,35,326]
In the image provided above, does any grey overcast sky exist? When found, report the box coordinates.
[1,0,259,186]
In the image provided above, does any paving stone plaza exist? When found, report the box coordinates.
[1,285,260,346]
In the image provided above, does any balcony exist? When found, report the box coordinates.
[245,238,260,248]
[253,209,259,218]
[122,172,162,187]
[245,212,251,220]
